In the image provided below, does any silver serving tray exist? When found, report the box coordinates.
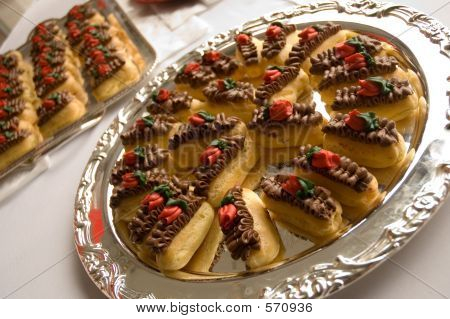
[0,0,157,180]
[74,0,450,298]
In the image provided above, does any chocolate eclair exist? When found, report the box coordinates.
[146,88,192,121]
[248,100,324,149]
[293,145,385,220]
[261,22,297,64]
[193,135,257,207]
[254,66,310,106]
[260,174,343,240]
[322,109,406,168]
[234,32,264,79]
[201,50,239,77]
[175,61,216,100]
[191,78,256,123]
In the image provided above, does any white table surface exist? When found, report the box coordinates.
[0,0,449,299]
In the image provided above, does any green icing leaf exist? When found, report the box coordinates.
[4,106,13,113]
[150,90,158,102]
[346,37,365,52]
[262,106,270,121]
[358,111,379,131]
[4,87,12,93]
[142,115,154,127]
[296,177,315,199]
[224,78,236,90]
[166,198,188,212]
[4,130,14,139]
[210,139,229,150]
[197,111,215,122]
[268,65,285,72]
[220,194,235,207]
[367,76,394,95]
[361,51,375,66]
[133,146,145,158]
[133,170,147,186]
[305,146,321,162]
[152,184,172,200]
[312,24,323,32]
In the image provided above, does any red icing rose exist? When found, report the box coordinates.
[0,100,6,107]
[43,76,55,85]
[40,66,52,77]
[123,150,137,166]
[156,88,170,102]
[344,109,365,131]
[188,114,205,126]
[42,99,56,110]
[344,53,366,71]
[199,146,222,166]
[335,42,356,59]
[216,79,225,91]
[0,134,6,144]
[298,26,318,42]
[281,175,302,197]
[219,203,237,230]
[98,64,111,76]
[311,149,340,169]
[158,205,182,224]
[204,51,221,63]
[357,79,380,97]
[69,29,81,39]
[121,173,138,188]
[0,109,7,119]
[183,62,201,75]
[266,25,282,38]
[0,66,9,76]
[142,192,165,211]
[269,100,293,121]
[31,35,42,44]
[84,34,100,47]
[235,33,250,45]
[263,69,282,84]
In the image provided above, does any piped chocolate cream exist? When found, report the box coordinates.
[175,62,216,88]
[331,77,413,110]
[120,114,178,146]
[37,91,73,126]
[169,112,240,150]
[111,145,170,185]
[286,22,342,67]
[146,89,192,115]
[0,117,19,131]
[322,111,399,146]
[219,186,260,261]
[193,136,246,196]
[146,193,205,253]
[202,79,254,104]
[293,145,373,192]
[261,22,296,60]
[254,66,299,105]
[235,32,258,65]
[0,127,29,154]
[260,174,337,220]
[201,51,239,77]
[0,78,23,100]
[248,101,322,136]
[34,65,68,98]
[0,99,25,121]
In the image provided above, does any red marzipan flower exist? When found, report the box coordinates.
[40,66,53,77]
[85,26,96,33]
[98,64,111,76]
[298,26,318,42]
[142,192,165,211]
[218,203,237,230]
[0,67,8,76]
[344,53,366,71]
[235,33,250,45]
[344,109,365,132]
[123,150,137,166]
[357,79,380,97]
[188,114,205,126]
[84,34,100,47]
[0,109,7,119]
[184,62,201,75]
[264,69,282,84]
[282,175,302,197]
[121,173,138,189]
[204,51,221,63]
[31,35,42,44]
[42,99,56,109]
[156,89,170,102]
[266,25,282,38]
[0,100,6,107]
[70,29,81,38]
[43,76,55,85]
[216,79,225,91]
[199,146,222,166]
[135,118,146,130]
[67,21,77,29]
[0,134,6,144]
[159,205,182,224]
[269,100,293,121]
[335,42,356,59]
[311,149,340,169]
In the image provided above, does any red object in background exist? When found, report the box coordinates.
[88,208,104,244]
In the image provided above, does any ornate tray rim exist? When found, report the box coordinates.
[74,0,450,299]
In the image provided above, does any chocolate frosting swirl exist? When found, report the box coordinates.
[0,79,24,99]
[0,99,25,121]
[31,22,60,42]
[193,136,246,196]
[293,144,373,192]
[31,39,66,56]
[202,80,254,104]
[286,23,342,67]
[0,52,19,69]
[331,78,413,110]
[37,91,73,126]
[222,186,261,261]
[146,193,204,254]
[235,32,258,65]
[201,52,239,77]
[254,66,299,105]
[109,168,190,208]
[310,35,383,74]
[318,56,398,90]
[260,175,337,220]
[248,101,323,136]
[85,53,125,88]
[174,65,216,88]
[120,114,178,146]
[0,128,29,154]
[0,117,19,131]
[262,22,296,60]
[32,51,66,68]
[110,145,170,186]
[169,113,240,150]
[322,112,399,146]
[146,91,192,115]
[34,65,68,97]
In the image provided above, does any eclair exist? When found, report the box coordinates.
[261,22,298,66]
[174,61,216,100]
[234,32,264,80]
[146,88,193,122]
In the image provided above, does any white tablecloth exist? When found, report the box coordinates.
[0,0,449,299]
